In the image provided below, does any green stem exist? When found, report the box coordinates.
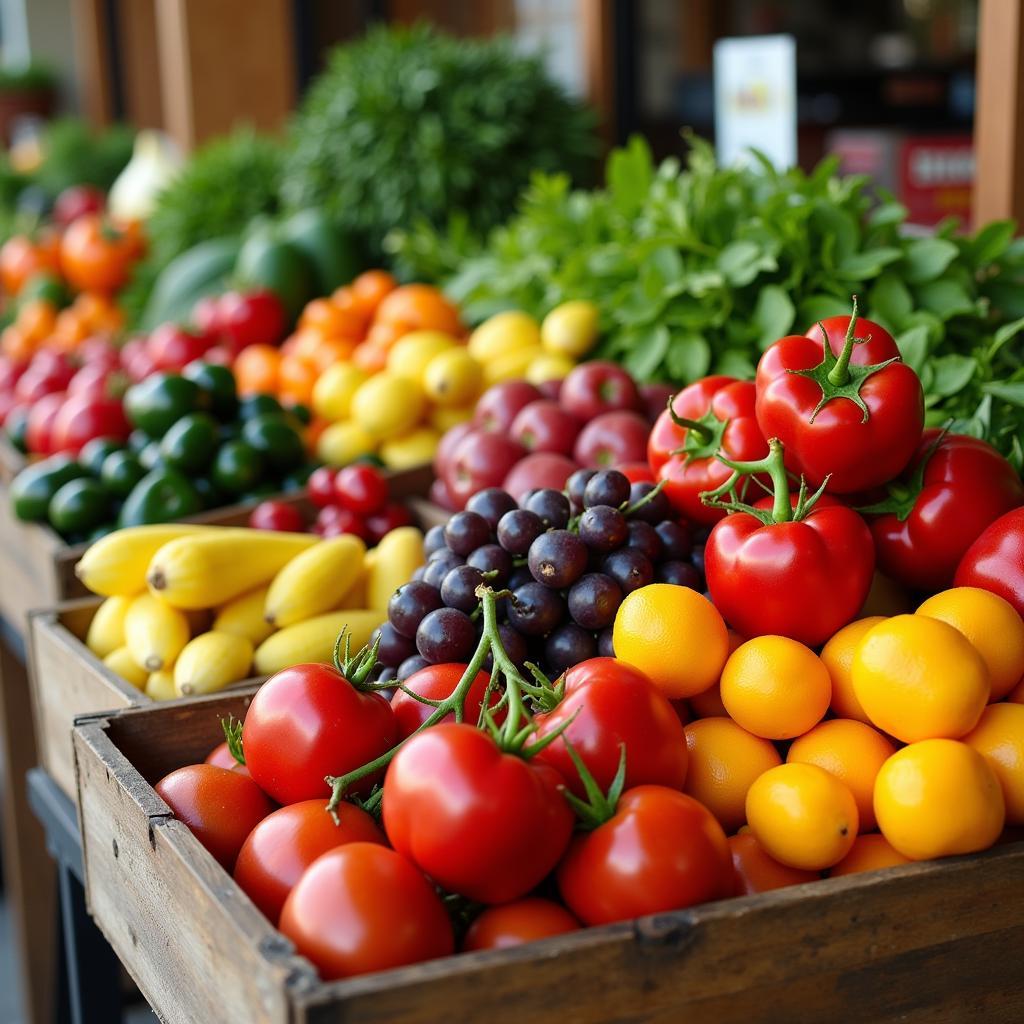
[668,401,714,443]
[700,437,793,525]
[824,294,861,387]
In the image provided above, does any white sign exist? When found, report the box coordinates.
[714,35,797,170]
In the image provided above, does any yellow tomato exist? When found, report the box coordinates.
[386,330,458,383]
[379,426,442,470]
[612,583,728,698]
[720,635,831,740]
[311,363,368,422]
[541,300,600,358]
[468,310,541,362]
[917,587,1024,701]
[829,834,910,877]
[316,420,376,467]
[482,345,544,385]
[819,616,884,724]
[873,739,1004,860]
[350,373,426,440]
[422,348,484,407]
[525,352,576,384]
[852,614,989,742]
[429,404,474,433]
[746,763,859,871]
[963,703,1024,825]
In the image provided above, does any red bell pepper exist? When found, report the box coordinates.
[955,507,1024,619]
[647,376,767,525]
[860,429,1024,592]
[701,438,874,646]
[755,298,924,493]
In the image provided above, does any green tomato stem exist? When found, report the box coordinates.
[824,294,861,387]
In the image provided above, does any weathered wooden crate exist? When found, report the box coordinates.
[0,457,441,642]
[74,693,1024,1024]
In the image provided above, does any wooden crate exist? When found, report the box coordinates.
[74,694,1024,1024]
[0,460,440,641]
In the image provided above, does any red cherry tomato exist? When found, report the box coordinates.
[955,507,1024,619]
[314,504,369,540]
[557,785,732,926]
[242,663,397,804]
[534,658,688,798]
[334,463,388,516]
[462,898,580,951]
[147,324,211,372]
[218,290,287,351]
[364,501,414,544]
[154,764,273,871]
[234,799,385,924]
[307,466,339,508]
[49,393,130,455]
[52,184,105,228]
[25,391,67,454]
[383,723,574,904]
[279,843,453,980]
[248,499,306,533]
[390,663,497,739]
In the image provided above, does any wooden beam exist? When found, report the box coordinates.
[116,0,162,129]
[579,0,615,146]
[973,0,1024,226]
[155,0,296,152]
[69,0,115,125]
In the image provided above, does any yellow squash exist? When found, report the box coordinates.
[264,534,366,627]
[253,609,384,676]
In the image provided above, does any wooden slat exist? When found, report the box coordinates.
[69,0,116,126]
[578,0,615,146]
[973,0,1024,226]
[115,0,163,129]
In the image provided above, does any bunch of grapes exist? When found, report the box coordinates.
[374,469,707,682]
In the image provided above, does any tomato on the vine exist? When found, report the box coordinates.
[234,799,385,924]
[154,764,273,871]
[382,722,573,904]
[59,214,142,293]
[534,657,688,798]
[390,663,498,739]
[242,661,397,804]
[279,843,453,980]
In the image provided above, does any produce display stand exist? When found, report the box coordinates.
[71,692,1024,1024]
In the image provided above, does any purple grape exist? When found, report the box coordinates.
[376,666,398,684]
[444,511,492,556]
[524,488,571,530]
[487,623,528,670]
[507,564,534,591]
[416,607,477,662]
[691,545,706,575]
[657,560,702,589]
[528,530,588,588]
[583,470,630,509]
[567,468,597,511]
[411,565,426,582]
[466,487,518,530]
[625,519,662,561]
[578,505,628,552]
[544,623,598,675]
[627,481,671,523]
[423,524,447,557]
[507,582,566,636]
[372,622,418,668]
[397,654,430,680]
[597,627,615,658]
[466,543,513,586]
[423,551,464,588]
[440,565,487,613]
[602,547,654,595]
[388,581,444,639]
[655,520,693,560]
[496,509,546,555]
[568,573,622,630]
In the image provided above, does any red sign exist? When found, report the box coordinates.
[899,136,974,227]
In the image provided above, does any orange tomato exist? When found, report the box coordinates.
[59,215,141,293]
[1,325,35,360]
[364,320,407,352]
[351,270,397,314]
[73,291,123,333]
[0,233,59,295]
[51,310,89,350]
[16,299,58,343]
[374,283,462,336]
[728,832,819,895]
[352,342,389,373]
[278,354,318,405]
[300,298,365,340]
[234,344,281,397]
[310,336,358,374]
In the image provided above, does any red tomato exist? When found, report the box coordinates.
[383,723,573,904]
[204,740,249,776]
[234,799,385,924]
[154,764,273,871]
[728,832,817,895]
[615,461,655,484]
[15,360,74,403]
[248,499,306,533]
[147,324,211,372]
[755,307,924,493]
[306,466,338,508]
[0,233,59,294]
[534,658,688,798]
[49,393,130,455]
[955,507,1024,619]
[314,504,368,540]
[462,898,580,951]
[279,843,453,980]
[59,214,141,293]
[25,391,66,454]
[390,663,496,739]
[866,430,1024,591]
[648,377,768,525]
[242,663,397,804]
[556,785,732,926]
[334,464,388,516]
[52,185,105,228]
[364,501,414,544]
[218,290,287,351]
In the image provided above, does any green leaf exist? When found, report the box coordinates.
[868,201,908,229]
[753,285,795,349]
[798,294,850,326]
[622,325,670,381]
[717,241,776,286]
[607,136,654,212]
[989,315,1024,359]
[901,237,959,284]
[867,272,912,330]
[714,349,756,379]
[834,248,903,281]
[895,325,930,375]
[929,354,977,398]
[811,204,858,264]
[914,279,975,320]
[665,334,711,384]
[982,381,1024,408]
[971,220,1016,266]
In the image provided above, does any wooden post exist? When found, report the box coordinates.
[69,0,115,125]
[579,0,615,145]
[116,0,163,129]
[973,0,1024,226]
[155,0,296,151]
